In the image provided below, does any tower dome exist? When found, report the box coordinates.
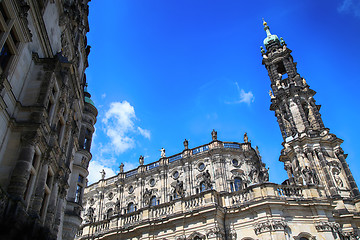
[262,19,280,48]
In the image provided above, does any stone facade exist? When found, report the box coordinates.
[76,21,360,240]
[0,0,96,239]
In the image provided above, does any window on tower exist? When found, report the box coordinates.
[277,61,286,75]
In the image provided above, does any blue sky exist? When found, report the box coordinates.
[85,0,360,185]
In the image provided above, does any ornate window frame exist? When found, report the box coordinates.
[293,232,316,240]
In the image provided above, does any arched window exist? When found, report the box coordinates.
[194,237,202,240]
[299,238,309,240]
[200,181,206,192]
[150,196,157,206]
[234,177,242,191]
[127,202,135,213]
[107,208,113,219]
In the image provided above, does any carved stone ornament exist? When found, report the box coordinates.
[175,235,186,240]
[189,231,206,240]
[341,231,359,240]
[315,221,341,233]
[254,220,288,235]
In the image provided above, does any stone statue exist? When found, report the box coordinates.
[211,129,217,141]
[175,180,185,198]
[85,206,95,223]
[255,146,260,156]
[100,169,106,180]
[160,148,166,158]
[334,174,344,188]
[276,79,281,88]
[311,169,319,185]
[302,78,307,85]
[268,90,275,99]
[260,166,269,182]
[143,188,152,206]
[302,166,312,184]
[115,198,120,213]
[203,170,212,190]
[119,163,124,173]
[307,106,319,130]
[251,169,259,183]
[139,155,144,165]
[183,139,188,150]
[244,132,248,143]
[282,115,294,137]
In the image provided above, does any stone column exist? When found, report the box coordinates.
[45,180,59,227]
[284,162,294,184]
[314,148,338,196]
[335,149,360,197]
[7,135,36,199]
[309,98,325,129]
[54,187,67,237]
[275,109,286,140]
[30,161,49,216]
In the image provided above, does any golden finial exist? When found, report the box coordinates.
[262,18,267,26]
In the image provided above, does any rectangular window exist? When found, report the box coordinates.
[75,185,82,203]
[78,175,84,184]
[0,41,11,70]
[0,3,9,23]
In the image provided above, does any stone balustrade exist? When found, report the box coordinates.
[78,183,326,239]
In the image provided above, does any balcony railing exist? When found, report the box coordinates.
[125,169,137,178]
[147,161,160,170]
[192,145,209,155]
[224,143,241,149]
[78,184,325,239]
[169,154,183,163]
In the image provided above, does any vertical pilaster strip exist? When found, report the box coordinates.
[314,148,338,197]
[335,149,360,197]
[30,161,49,215]
[7,143,35,199]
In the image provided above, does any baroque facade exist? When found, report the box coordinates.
[77,21,360,240]
[0,0,96,239]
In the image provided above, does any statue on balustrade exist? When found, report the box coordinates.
[85,206,95,223]
[211,129,217,141]
[183,139,188,150]
[119,163,124,173]
[259,165,269,182]
[100,169,106,180]
[244,132,248,143]
[139,155,144,165]
[160,148,166,158]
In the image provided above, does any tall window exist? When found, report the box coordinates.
[127,202,135,213]
[40,167,53,222]
[150,196,157,207]
[200,182,206,193]
[75,174,84,203]
[24,150,40,206]
[0,1,21,73]
[234,177,242,191]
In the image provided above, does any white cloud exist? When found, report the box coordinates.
[338,0,360,17]
[101,93,106,99]
[87,160,116,184]
[225,82,255,105]
[102,101,150,154]
[137,127,151,139]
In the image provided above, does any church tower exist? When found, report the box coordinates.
[260,20,359,201]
